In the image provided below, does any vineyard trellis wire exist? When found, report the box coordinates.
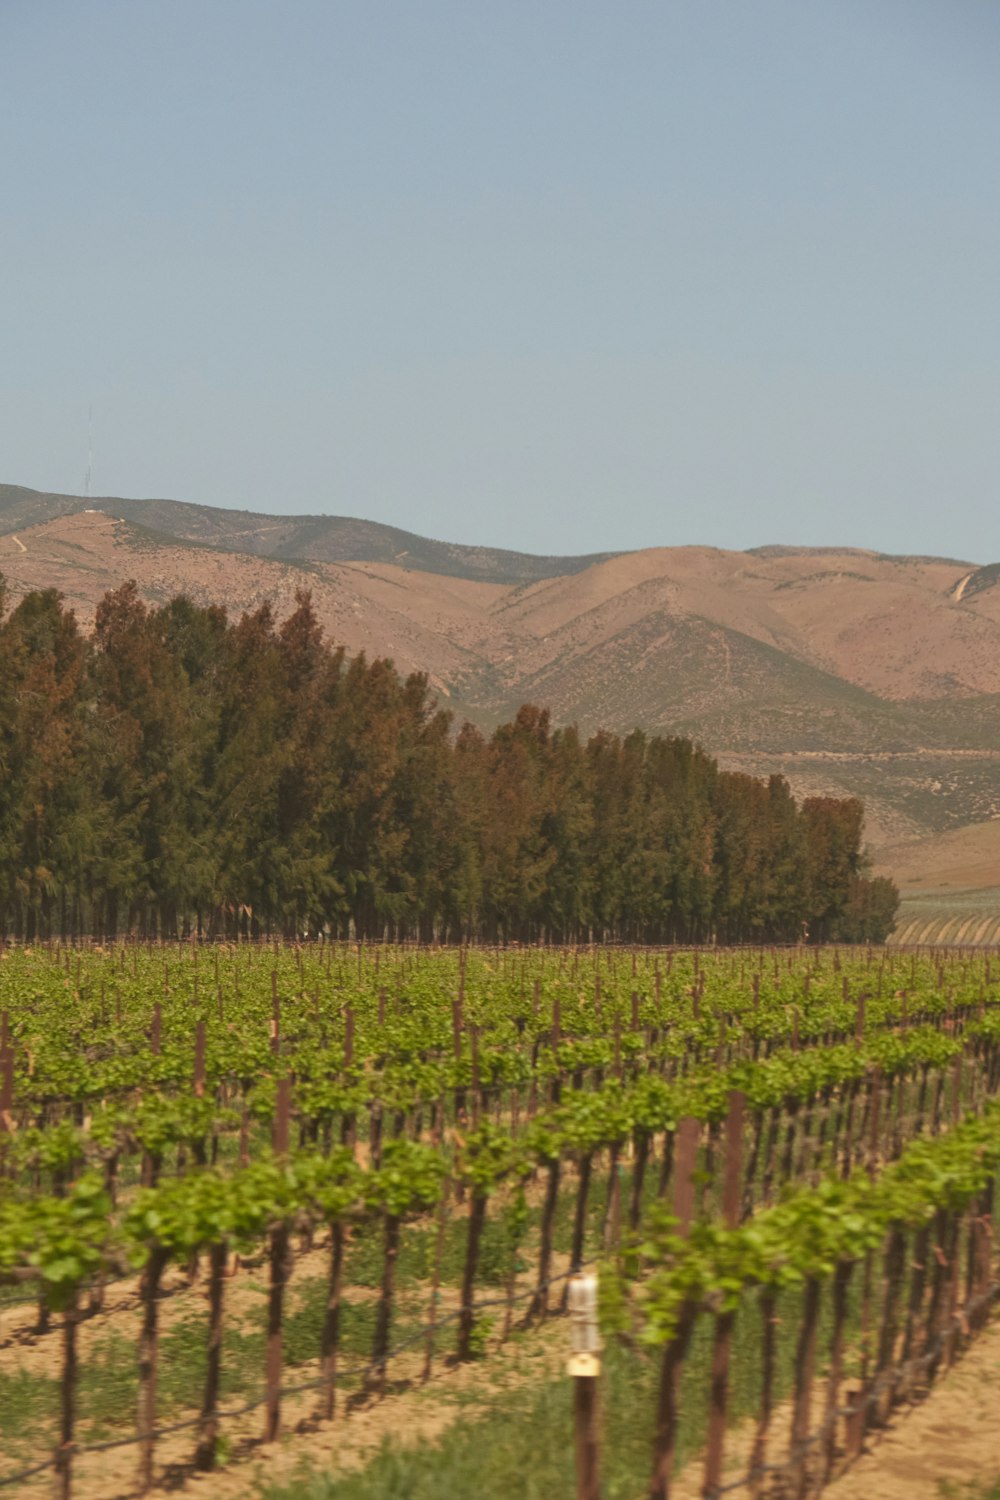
[701,1276,1000,1499]
[4,940,1000,1498]
[0,1253,604,1492]
[4,1182,1000,1500]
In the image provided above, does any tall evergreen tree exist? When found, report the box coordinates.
[0,578,897,944]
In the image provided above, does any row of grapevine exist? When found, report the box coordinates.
[623,1093,1000,1498]
[2,941,1000,1496]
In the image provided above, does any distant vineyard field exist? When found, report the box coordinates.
[891,887,1000,945]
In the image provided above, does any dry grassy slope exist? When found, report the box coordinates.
[0,513,511,697]
[874,820,1000,895]
[3,503,1000,881]
[884,813,1000,941]
[0,483,614,584]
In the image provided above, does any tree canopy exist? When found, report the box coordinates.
[0,580,897,943]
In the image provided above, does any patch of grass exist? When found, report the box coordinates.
[282,1275,419,1363]
[346,1201,526,1291]
[0,1365,57,1457]
[258,1264,872,1500]
[79,1329,138,1437]
[344,1160,634,1303]
[156,1313,213,1407]
[258,1359,586,1500]
[148,1310,269,1411]
[145,1277,425,1418]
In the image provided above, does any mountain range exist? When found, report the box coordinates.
[4,481,1000,907]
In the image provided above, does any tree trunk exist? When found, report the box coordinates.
[195,1240,227,1469]
[264,1222,290,1441]
[531,1160,561,1318]
[648,1301,697,1499]
[319,1220,345,1420]
[457,1193,487,1360]
[137,1247,168,1493]
[372,1213,401,1390]
[56,1294,80,1500]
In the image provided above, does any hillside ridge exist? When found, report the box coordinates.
[3,485,1000,877]
[0,483,617,585]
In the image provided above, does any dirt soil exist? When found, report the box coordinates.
[820,1317,1000,1500]
[13,1311,566,1500]
[0,1219,575,1500]
[660,1316,1000,1500]
[6,1267,1000,1499]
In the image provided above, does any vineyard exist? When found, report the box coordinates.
[2,941,1000,1499]
[892,888,1000,948]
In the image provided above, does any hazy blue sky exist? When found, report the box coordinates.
[2,1,998,559]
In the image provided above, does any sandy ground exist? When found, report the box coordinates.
[0,1218,575,1500]
[822,1316,1000,1500]
[651,1316,1000,1500]
[6,1262,1000,1499]
[5,1302,567,1500]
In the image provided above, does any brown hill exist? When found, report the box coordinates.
[874,819,1000,895]
[3,488,1000,877]
[0,483,614,584]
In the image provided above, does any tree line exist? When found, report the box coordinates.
[0,578,898,943]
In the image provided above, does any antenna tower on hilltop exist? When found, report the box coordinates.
[84,405,93,500]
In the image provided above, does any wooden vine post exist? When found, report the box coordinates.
[649,1114,700,1500]
[789,1278,821,1499]
[822,1258,854,1481]
[264,1077,292,1443]
[570,1150,595,1274]
[951,1056,963,1125]
[423,1175,452,1381]
[142,1004,163,1187]
[137,1245,169,1493]
[533,1150,562,1317]
[194,1019,206,1098]
[702,1090,745,1499]
[319,1216,346,1419]
[452,995,466,1121]
[372,1214,401,1395]
[922,1204,951,1390]
[457,1185,488,1361]
[271,971,281,1056]
[748,1284,777,1499]
[56,1292,80,1500]
[470,1023,481,1126]
[869,1223,906,1429]
[195,1238,227,1470]
[0,1011,13,1174]
[896,1223,930,1405]
[971,1180,995,1333]
[551,992,563,1104]
[568,1271,602,1500]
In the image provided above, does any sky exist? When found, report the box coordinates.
[1,1,999,560]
